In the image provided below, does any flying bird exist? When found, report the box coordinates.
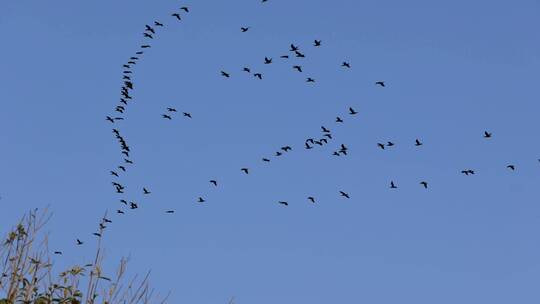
[143,188,151,194]
[390,181,397,189]
[254,73,263,79]
[293,65,302,72]
[420,181,428,189]
[349,107,358,115]
[483,131,492,138]
[76,239,83,245]
[375,81,385,87]
[241,168,249,174]
[54,251,62,255]
[295,51,306,58]
[339,191,350,199]
[143,33,153,39]
[180,6,189,12]
[243,67,251,73]
[290,44,299,51]
[386,141,395,147]
[172,13,181,20]
[306,78,315,82]
[166,210,175,214]
[507,165,515,170]
[278,201,289,206]
[415,139,423,146]
[377,143,385,150]
[154,21,164,27]
[262,158,270,162]
[221,71,230,78]
[336,117,344,123]
[264,57,272,64]
[167,107,177,112]
[342,62,351,68]
[210,180,218,186]
[117,210,125,214]
[308,197,315,203]
[198,197,205,203]
[162,114,172,120]
[321,126,331,133]
[183,112,192,118]
[130,202,138,209]
[241,27,250,32]
[145,25,155,34]
[313,39,321,47]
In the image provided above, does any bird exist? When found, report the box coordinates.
[278,201,289,206]
[106,116,115,123]
[293,65,302,72]
[117,210,125,214]
[162,114,172,120]
[483,131,492,138]
[324,134,332,139]
[167,107,177,112]
[321,126,331,133]
[254,73,263,79]
[262,158,270,162]
[172,13,181,20]
[221,71,230,78]
[276,151,283,156]
[120,199,127,205]
[281,146,292,152]
[154,21,164,27]
[143,188,151,194]
[280,55,289,58]
[210,180,218,186]
[118,166,126,172]
[124,158,133,164]
[180,6,189,12]
[241,168,249,174]
[54,251,62,255]
[339,191,350,199]
[136,51,144,55]
[295,51,306,58]
[305,142,313,149]
[386,141,395,147]
[197,197,205,203]
[377,143,385,150]
[93,233,102,237]
[320,138,328,144]
[415,139,423,146]
[340,144,348,151]
[336,117,344,123]
[507,165,515,170]
[306,78,315,82]
[241,27,250,32]
[166,210,175,214]
[243,67,251,73]
[183,112,192,118]
[76,239,83,245]
[313,39,321,46]
[349,107,358,115]
[390,181,397,189]
[342,62,351,68]
[420,181,428,189]
[130,202,138,209]
[461,170,475,175]
[103,218,112,223]
[264,57,272,64]
[375,81,385,87]
[141,45,151,48]
[110,171,119,177]
[145,25,155,34]
[308,197,315,203]
[143,33,153,39]
[290,44,299,51]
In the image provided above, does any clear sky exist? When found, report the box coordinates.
[1,0,540,303]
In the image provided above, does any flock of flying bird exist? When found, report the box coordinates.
[54,1,532,251]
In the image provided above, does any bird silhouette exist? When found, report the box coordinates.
[280,55,289,58]
[295,51,306,58]
[386,141,395,147]
[172,13,181,20]
[305,142,313,149]
[339,191,350,199]
[390,181,397,189]
[254,73,263,79]
[221,71,230,78]
[507,165,515,170]
[293,65,302,72]
[281,146,292,152]
[415,139,423,146]
[241,168,249,174]
[484,131,492,138]
[308,197,315,203]
[210,180,218,186]
[198,197,205,203]
[145,25,155,34]
[93,233,101,237]
[120,199,127,205]
[180,6,189,12]
[167,107,177,112]
[377,143,385,150]
[166,210,175,214]
[110,171,119,177]
[420,181,428,189]
[321,126,331,133]
[143,33,153,39]
[154,21,164,27]
[324,134,332,139]
[336,117,344,123]
[130,202,138,209]
[264,57,272,64]
[141,45,151,48]
[183,112,192,118]
[106,116,115,123]
[461,170,475,175]
[313,39,321,47]
[124,158,133,164]
[136,51,144,54]
[375,81,385,87]
[117,210,125,214]
[243,67,251,73]
[290,44,299,51]
[76,239,83,245]
[276,151,283,156]
[143,188,151,194]
[349,107,358,115]
[162,114,172,120]
[306,78,315,82]
[241,27,250,32]
[54,251,62,255]
[278,201,289,206]
[342,62,351,68]
[118,166,126,172]
[262,158,271,162]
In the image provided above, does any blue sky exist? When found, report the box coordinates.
[1,0,539,303]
